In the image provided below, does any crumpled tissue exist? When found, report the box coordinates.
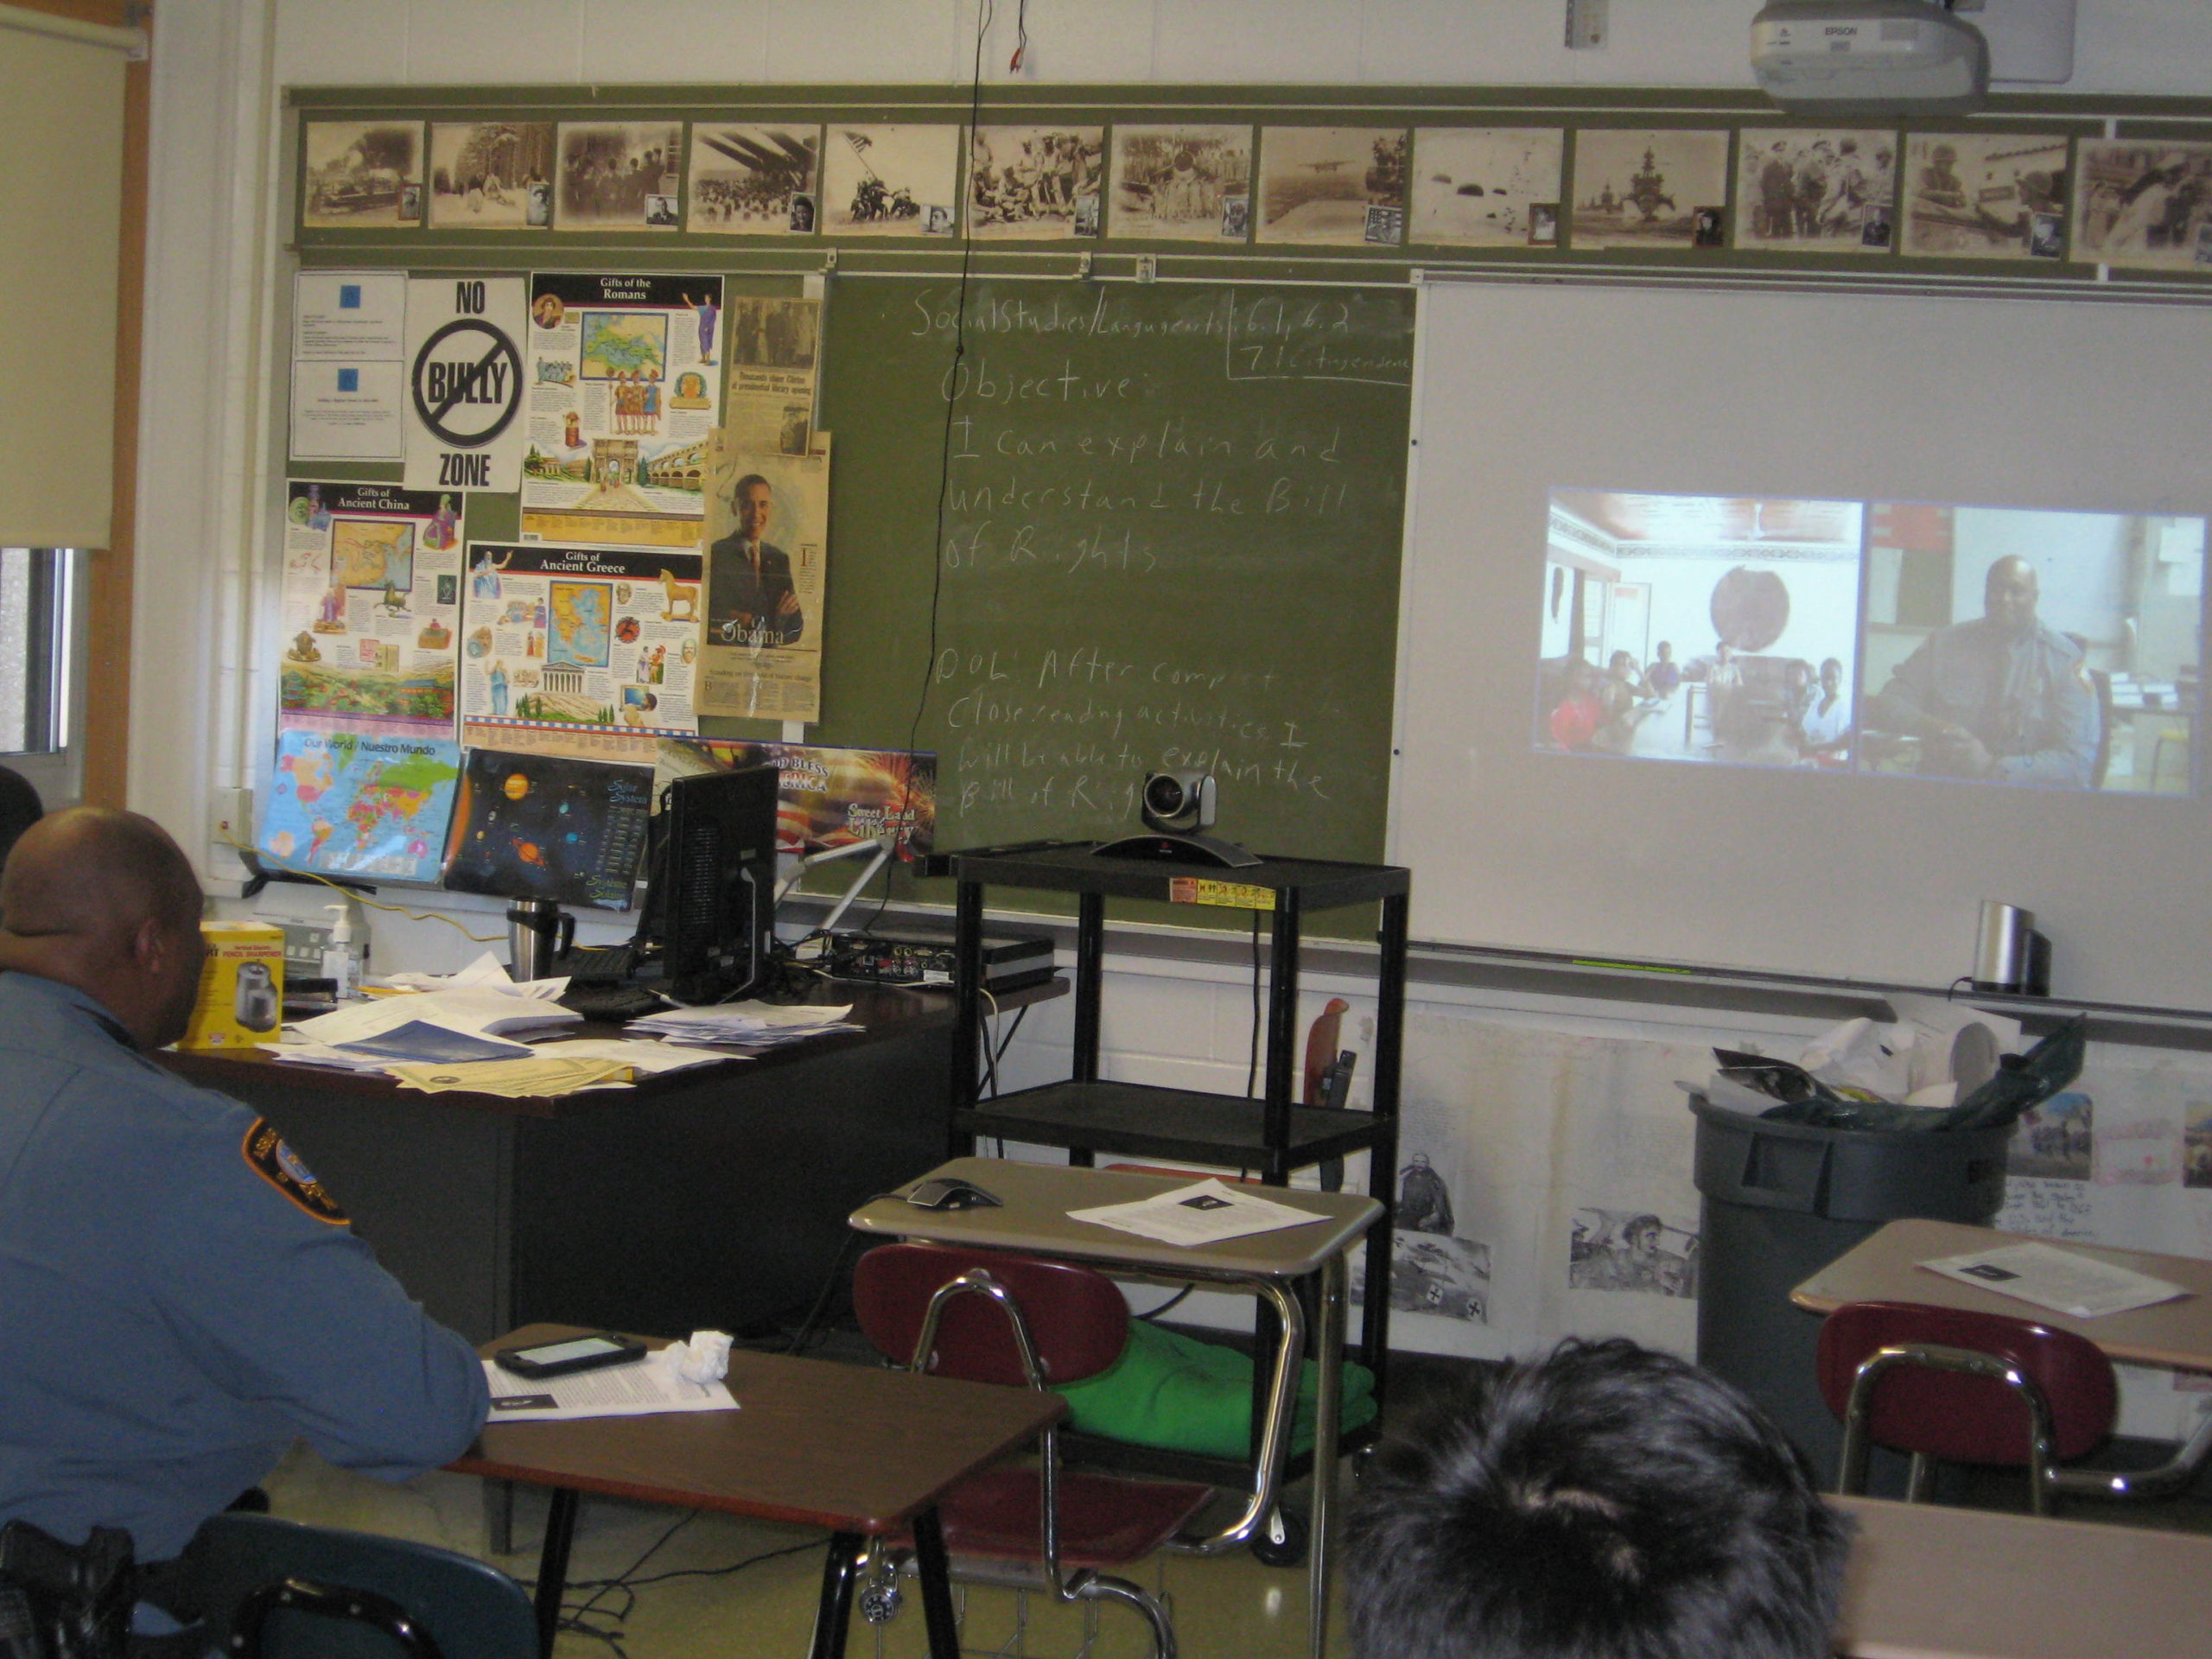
[656,1329,734,1385]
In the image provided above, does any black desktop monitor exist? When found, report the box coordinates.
[442,749,653,911]
[639,762,779,1003]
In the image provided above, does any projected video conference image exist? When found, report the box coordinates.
[1536,489,2205,794]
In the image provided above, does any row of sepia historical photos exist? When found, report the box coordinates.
[303,115,2212,272]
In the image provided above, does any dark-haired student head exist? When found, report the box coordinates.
[1345,1337,1850,1659]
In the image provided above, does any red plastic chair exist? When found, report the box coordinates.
[852,1243,1214,1659]
[1813,1300,2212,1515]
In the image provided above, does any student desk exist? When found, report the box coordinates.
[162,982,1061,1344]
[1791,1217,2212,1372]
[849,1156,1383,1659]
[1832,1493,2212,1656]
[454,1323,1065,1659]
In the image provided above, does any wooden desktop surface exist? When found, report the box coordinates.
[1791,1217,2212,1373]
[848,1156,1382,1281]
[1833,1493,2212,1657]
[455,1325,1065,1536]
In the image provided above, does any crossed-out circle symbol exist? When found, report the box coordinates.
[411,317,522,447]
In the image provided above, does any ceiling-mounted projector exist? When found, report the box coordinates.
[1751,0,1989,114]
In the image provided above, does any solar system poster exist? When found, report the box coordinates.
[441,748,653,911]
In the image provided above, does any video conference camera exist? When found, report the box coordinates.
[1093,771,1262,868]
[1141,770,1217,835]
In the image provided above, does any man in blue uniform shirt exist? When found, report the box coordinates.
[1864,555,2101,787]
[0,807,488,1566]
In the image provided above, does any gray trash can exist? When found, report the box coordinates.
[1689,1093,2014,1491]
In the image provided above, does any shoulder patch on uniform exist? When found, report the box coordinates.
[240,1119,348,1225]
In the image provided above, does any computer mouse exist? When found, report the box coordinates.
[906,1177,1003,1211]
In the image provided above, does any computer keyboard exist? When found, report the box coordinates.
[556,944,638,986]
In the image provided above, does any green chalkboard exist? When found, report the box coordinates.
[805,277,1414,876]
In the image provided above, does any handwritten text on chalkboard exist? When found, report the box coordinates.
[825,281,1414,861]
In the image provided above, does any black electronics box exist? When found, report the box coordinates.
[825,927,1055,992]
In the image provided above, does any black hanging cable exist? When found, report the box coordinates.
[906,0,995,763]
[524,1527,826,1653]
[1247,912,1262,1096]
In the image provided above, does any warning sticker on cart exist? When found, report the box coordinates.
[1167,877,1275,911]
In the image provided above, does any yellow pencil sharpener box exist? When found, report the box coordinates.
[179,920,285,1050]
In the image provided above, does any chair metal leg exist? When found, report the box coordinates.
[1308,1251,1346,1659]
[1904,1452,1933,1503]
[1168,1278,1304,1554]
[1074,1574,1176,1659]
[2048,1401,2212,1501]
[533,1487,580,1659]
[810,1531,864,1659]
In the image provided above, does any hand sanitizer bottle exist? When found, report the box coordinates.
[321,904,364,1002]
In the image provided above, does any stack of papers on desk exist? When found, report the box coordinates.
[378,950,569,997]
[389,1039,734,1096]
[391,1056,637,1096]
[528,1038,729,1076]
[291,987,582,1047]
[627,1001,859,1050]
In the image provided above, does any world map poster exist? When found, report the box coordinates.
[256,727,461,886]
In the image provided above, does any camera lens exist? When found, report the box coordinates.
[1143,774,1185,816]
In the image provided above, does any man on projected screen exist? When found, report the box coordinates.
[1865,556,2100,787]
[707,474,804,648]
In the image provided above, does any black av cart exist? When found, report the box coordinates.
[947,845,1410,1552]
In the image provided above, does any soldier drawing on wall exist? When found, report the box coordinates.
[1568,1208,1700,1297]
[1398,1150,1455,1234]
[1352,1147,1491,1323]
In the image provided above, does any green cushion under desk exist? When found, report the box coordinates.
[1055,1319,1377,1460]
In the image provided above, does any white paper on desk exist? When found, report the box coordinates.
[481,1357,738,1421]
[379,952,513,992]
[1067,1179,1325,1247]
[1919,1241,2190,1319]
[256,1040,395,1071]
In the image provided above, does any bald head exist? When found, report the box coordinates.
[0,808,206,1048]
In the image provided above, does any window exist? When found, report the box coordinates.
[0,548,80,804]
